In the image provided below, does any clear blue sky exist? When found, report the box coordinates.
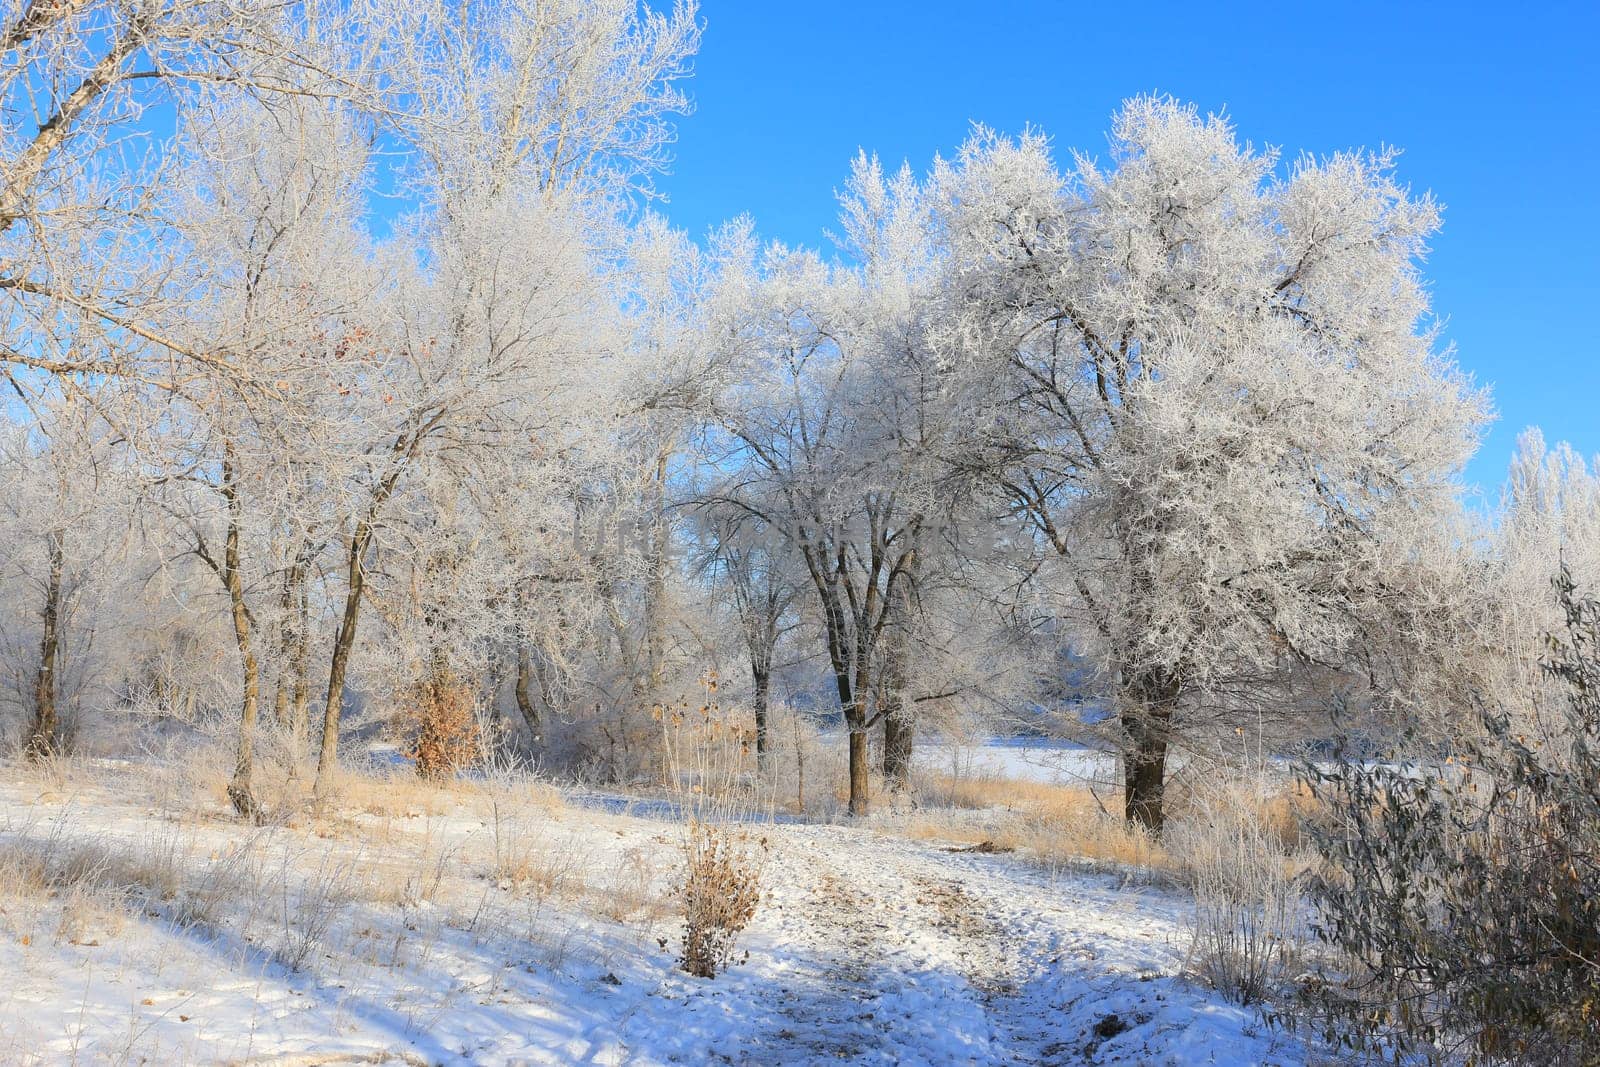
[654,1,1600,496]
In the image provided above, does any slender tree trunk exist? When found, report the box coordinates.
[513,643,542,745]
[24,529,65,762]
[643,447,671,699]
[270,556,307,735]
[751,662,770,763]
[1121,668,1179,833]
[307,416,433,800]
[289,574,311,762]
[804,541,872,816]
[270,672,289,728]
[792,710,806,814]
[312,519,374,802]
[735,575,780,769]
[832,643,870,817]
[846,585,877,818]
[222,449,262,819]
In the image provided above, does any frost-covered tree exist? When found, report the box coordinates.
[289,0,697,800]
[1501,429,1600,606]
[691,505,801,764]
[1479,429,1600,723]
[1,0,365,387]
[699,155,999,815]
[935,98,1489,829]
[144,92,379,815]
[0,0,1524,867]
[701,242,922,816]
[0,403,137,758]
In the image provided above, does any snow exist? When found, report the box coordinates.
[0,762,1323,1065]
[916,737,1120,787]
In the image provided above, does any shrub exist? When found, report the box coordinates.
[1297,569,1600,1065]
[677,818,765,979]
[410,670,480,780]
[661,669,768,979]
[1173,783,1308,1006]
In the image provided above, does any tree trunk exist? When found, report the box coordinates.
[642,447,672,700]
[842,645,872,817]
[879,657,914,792]
[882,711,913,793]
[847,724,869,817]
[792,710,806,814]
[846,586,877,819]
[308,421,429,801]
[879,620,912,792]
[880,549,917,792]
[1121,727,1168,832]
[513,643,542,746]
[312,519,373,803]
[1121,669,1179,834]
[24,529,65,762]
[222,451,262,820]
[289,573,311,763]
[751,664,770,764]
[270,673,289,729]
[271,554,308,750]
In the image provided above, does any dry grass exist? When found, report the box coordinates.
[1243,778,1318,854]
[323,765,460,819]
[306,760,565,824]
[915,772,1107,813]
[896,767,1320,881]
[590,845,670,925]
[53,879,129,946]
[11,752,95,798]
[0,831,127,947]
[486,800,584,901]
[0,818,266,948]
[358,824,460,907]
[0,746,692,1004]
[897,772,1173,874]
[1171,786,1311,1004]
[323,765,662,932]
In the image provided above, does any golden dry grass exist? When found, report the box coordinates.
[893,772,1172,873]
[323,765,459,819]
[303,762,566,824]
[896,769,1319,879]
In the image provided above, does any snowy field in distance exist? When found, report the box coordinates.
[916,737,1120,787]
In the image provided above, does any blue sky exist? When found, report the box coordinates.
[654,1,1599,496]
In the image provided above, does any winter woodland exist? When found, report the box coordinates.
[1,2,1597,1064]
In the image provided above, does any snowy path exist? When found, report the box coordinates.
[632,826,1311,1065]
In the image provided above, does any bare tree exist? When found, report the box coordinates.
[693,508,800,763]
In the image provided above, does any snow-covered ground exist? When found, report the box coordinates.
[0,760,1319,1065]
[916,737,1119,787]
